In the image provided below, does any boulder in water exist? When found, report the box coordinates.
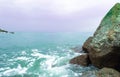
[69,53,91,66]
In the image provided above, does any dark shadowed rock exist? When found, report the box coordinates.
[82,37,93,53]
[82,3,120,71]
[69,53,91,66]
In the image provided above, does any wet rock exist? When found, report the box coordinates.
[69,53,91,66]
[81,71,97,77]
[81,68,120,77]
[96,68,120,77]
[82,3,120,71]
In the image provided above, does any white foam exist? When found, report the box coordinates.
[31,49,39,52]
[21,51,27,55]
[0,67,10,71]
[16,57,29,61]
[31,50,53,59]
[45,57,56,69]
[8,56,30,62]
[2,64,27,76]
[47,65,71,77]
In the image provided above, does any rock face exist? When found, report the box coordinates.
[82,37,93,53]
[69,53,90,66]
[82,3,120,71]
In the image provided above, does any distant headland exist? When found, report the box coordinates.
[0,28,14,34]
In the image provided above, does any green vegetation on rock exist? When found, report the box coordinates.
[82,3,120,71]
[92,3,120,50]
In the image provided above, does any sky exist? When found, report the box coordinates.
[0,0,120,32]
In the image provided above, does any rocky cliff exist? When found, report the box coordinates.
[83,3,120,71]
[70,3,120,74]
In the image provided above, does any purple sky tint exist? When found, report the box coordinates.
[0,0,119,32]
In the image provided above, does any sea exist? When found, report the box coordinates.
[0,32,97,77]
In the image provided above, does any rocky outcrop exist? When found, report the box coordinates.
[69,3,120,74]
[70,53,90,66]
[0,28,8,33]
[82,3,120,71]
[0,28,14,34]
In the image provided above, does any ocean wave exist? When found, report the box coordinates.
[0,64,27,77]
[0,48,96,77]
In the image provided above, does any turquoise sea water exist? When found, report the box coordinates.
[0,32,96,77]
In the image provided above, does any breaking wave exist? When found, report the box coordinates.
[0,48,96,77]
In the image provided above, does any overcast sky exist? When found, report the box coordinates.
[0,0,119,32]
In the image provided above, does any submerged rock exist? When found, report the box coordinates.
[9,32,15,34]
[69,53,90,66]
[81,70,97,77]
[96,68,120,77]
[81,68,120,77]
[82,3,120,71]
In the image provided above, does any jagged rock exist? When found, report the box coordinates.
[82,3,120,71]
[69,53,90,66]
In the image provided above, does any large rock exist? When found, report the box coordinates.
[82,3,120,71]
[69,53,90,66]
